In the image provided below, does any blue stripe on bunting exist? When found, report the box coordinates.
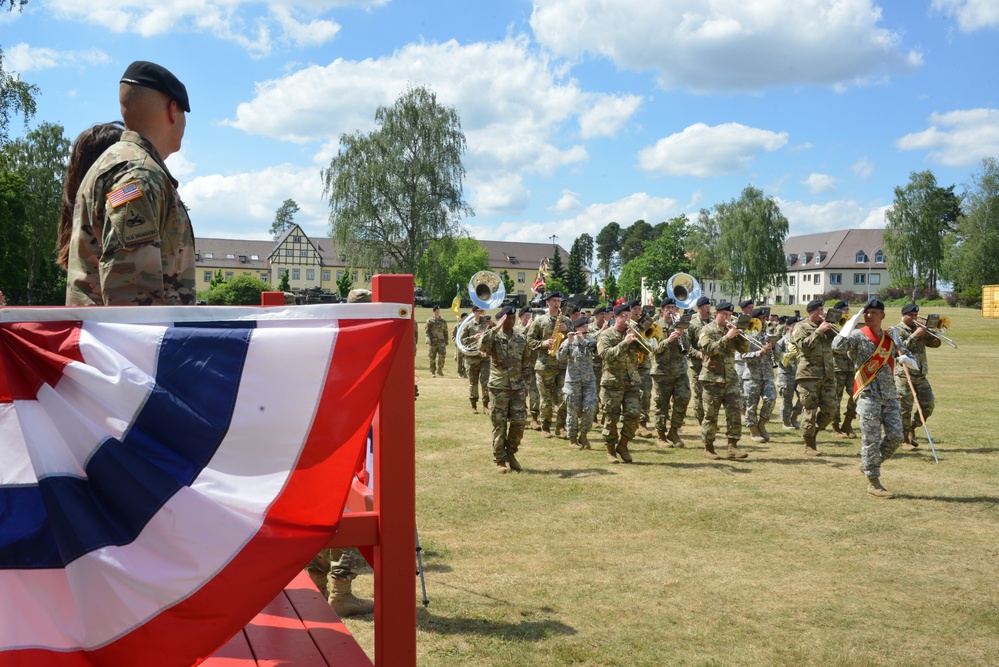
[0,324,253,569]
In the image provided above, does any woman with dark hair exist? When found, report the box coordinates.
[56,121,124,269]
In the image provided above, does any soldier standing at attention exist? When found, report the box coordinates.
[740,307,776,443]
[894,303,941,450]
[461,306,491,414]
[527,292,572,438]
[775,316,803,429]
[686,296,713,426]
[596,302,644,463]
[698,301,751,460]
[424,305,449,377]
[792,299,837,456]
[558,316,598,450]
[67,61,195,306]
[832,300,903,498]
[515,307,541,429]
[829,300,857,437]
[651,298,690,448]
[479,306,532,473]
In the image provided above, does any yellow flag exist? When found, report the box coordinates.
[451,296,462,320]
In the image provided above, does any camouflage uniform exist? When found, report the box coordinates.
[832,340,858,429]
[650,321,691,436]
[461,317,492,410]
[698,322,750,447]
[833,328,903,479]
[424,313,448,376]
[528,311,572,433]
[479,325,532,468]
[686,315,712,424]
[67,130,196,306]
[893,320,941,441]
[792,319,837,440]
[737,328,776,428]
[637,346,653,427]
[557,333,598,443]
[774,335,802,426]
[596,326,643,450]
[453,320,467,378]
[587,319,606,416]
[515,322,541,422]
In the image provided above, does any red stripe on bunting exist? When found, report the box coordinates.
[0,317,405,667]
[0,322,84,400]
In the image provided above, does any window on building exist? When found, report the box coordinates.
[787,295,795,305]
[813,273,821,284]
[364,272,372,282]
[788,276,795,286]
[292,269,300,280]
[870,274,881,285]
[286,249,293,256]
[854,273,866,284]
[238,255,247,263]
[803,274,811,283]
[205,253,213,259]
[251,255,259,261]
[830,273,842,285]
[203,271,211,282]
[323,270,330,281]
[225,271,233,279]
[874,250,884,263]
[856,250,868,263]
[306,269,315,281]
[517,272,525,283]
[226,253,235,260]
[336,270,344,280]
[351,271,358,281]
[293,236,301,242]
[260,272,268,281]
[278,268,287,277]
[195,253,201,261]
[300,249,308,257]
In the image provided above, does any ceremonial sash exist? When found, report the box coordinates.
[852,326,894,400]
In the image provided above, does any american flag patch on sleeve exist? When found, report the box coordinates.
[107,181,143,208]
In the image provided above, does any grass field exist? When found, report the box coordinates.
[344,306,999,666]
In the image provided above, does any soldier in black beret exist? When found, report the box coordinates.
[895,302,939,450]
[739,299,754,315]
[792,298,836,456]
[527,290,572,437]
[479,305,532,473]
[829,300,857,437]
[687,295,715,424]
[697,298,750,459]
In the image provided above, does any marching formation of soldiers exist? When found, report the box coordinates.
[430,292,942,497]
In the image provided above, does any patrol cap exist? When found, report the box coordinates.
[750,307,766,319]
[833,300,848,310]
[613,302,631,315]
[518,306,532,316]
[696,296,711,307]
[572,316,589,329]
[901,303,919,314]
[863,299,885,312]
[716,301,734,313]
[121,61,190,113]
[659,297,676,308]
[738,299,754,309]
[497,305,516,318]
[805,298,824,313]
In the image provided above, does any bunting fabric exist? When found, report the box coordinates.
[0,303,408,667]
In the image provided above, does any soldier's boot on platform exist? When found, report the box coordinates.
[840,417,856,438]
[803,433,822,456]
[605,442,620,464]
[329,578,375,617]
[579,432,592,449]
[507,453,522,472]
[866,476,894,499]
[615,437,633,463]
[470,399,478,414]
[703,441,721,460]
[758,422,771,442]
[726,438,748,459]
[666,425,686,448]
[656,430,669,447]
[749,424,765,443]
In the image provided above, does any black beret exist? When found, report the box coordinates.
[570,305,581,314]
[497,305,516,318]
[901,303,919,314]
[778,315,788,323]
[787,316,803,324]
[629,299,642,309]
[750,307,766,319]
[432,304,440,310]
[572,316,589,329]
[472,304,484,312]
[696,296,711,307]
[121,61,190,112]
[716,301,734,313]
[659,297,676,308]
[863,299,885,312]
[806,299,824,313]
[833,300,848,310]
[518,306,532,316]
[592,306,605,315]
[738,299,754,308]
[544,291,563,300]
[613,302,631,315]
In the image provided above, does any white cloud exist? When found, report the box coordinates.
[5,43,111,72]
[165,150,197,179]
[551,189,581,213]
[932,0,999,31]
[468,174,531,217]
[578,94,643,139]
[637,122,787,177]
[851,157,874,179]
[530,0,922,92]
[802,172,838,194]
[895,108,999,167]
[777,198,887,236]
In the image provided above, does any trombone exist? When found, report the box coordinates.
[917,314,958,348]
[726,314,767,350]
[626,320,656,355]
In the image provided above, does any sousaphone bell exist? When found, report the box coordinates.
[455,270,506,356]
[666,273,701,310]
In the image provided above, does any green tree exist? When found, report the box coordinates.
[545,275,567,296]
[575,232,594,270]
[270,198,299,239]
[885,170,961,299]
[278,270,290,291]
[618,216,691,301]
[619,219,655,266]
[942,158,999,300]
[500,269,515,296]
[201,274,273,305]
[716,186,789,301]
[322,85,472,275]
[566,237,588,293]
[595,221,621,280]
[210,269,225,288]
[0,170,29,303]
[547,246,566,282]
[336,270,352,298]
[603,272,619,304]
[685,208,725,284]
[414,236,488,303]
[4,122,70,304]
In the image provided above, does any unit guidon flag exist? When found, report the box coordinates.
[0,304,408,667]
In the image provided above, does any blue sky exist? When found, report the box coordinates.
[4,0,999,254]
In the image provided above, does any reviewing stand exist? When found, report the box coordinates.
[205,274,416,666]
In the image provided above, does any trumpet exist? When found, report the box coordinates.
[917,314,957,348]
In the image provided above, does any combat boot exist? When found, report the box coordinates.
[831,420,846,438]
[542,423,553,439]
[866,476,894,499]
[307,567,329,600]
[579,432,592,449]
[507,453,522,472]
[605,442,620,464]
[495,462,508,473]
[666,425,686,448]
[803,433,822,456]
[638,422,653,438]
[483,397,490,411]
[615,437,633,463]
[901,430,919,451]
[782,419,796,430]
[530,415,541,431]
[703,441,721,460]
[555,426,566,439]
[757,422,771,442]
[569,436,581,449]
[726,438,748,459]
[656,430,669,447]
[470,399,478,414]
[329,578,374,617]
[749,424,765,443]
[840,416,856,438]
